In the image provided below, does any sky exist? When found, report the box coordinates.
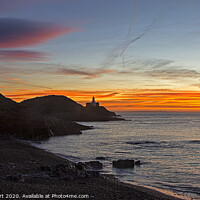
[1,0,200,111]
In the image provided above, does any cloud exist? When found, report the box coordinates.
[1,75,27,84]
[0,62,115,79]
[55,67,115,79]
[0,75,52,89]
[0,18,78,48]
[117,58,200,82]
[0,50,50,61]
[129,58,174,69]
[192,83,200,88]
[146,68,200,80]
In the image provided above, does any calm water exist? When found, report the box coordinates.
[35,112,200,199]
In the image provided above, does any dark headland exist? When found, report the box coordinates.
[0,93,122,140]
[0,93,182,200]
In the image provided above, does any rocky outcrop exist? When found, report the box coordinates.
[0,94,90,140]
[84,161,103,169]
[0,93,121,140]
[0,94,49,139]
[113,159,135,169]
[112,159,141,168]
[21,95,83,121]
[21,95,122,122]
[135,160,141,165]
[96,157,106,160]
[79,106,121,121]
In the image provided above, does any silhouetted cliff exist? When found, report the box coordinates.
[0,93,49,139]
[21,95,120,121]
[0,94,122,140]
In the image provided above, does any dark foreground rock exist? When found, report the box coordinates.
[135,160,141,165]
[113,159,135,168]
[96,157,106,160]
[84,161,103,169]
[0,93,122,140]
[0,138,182,200]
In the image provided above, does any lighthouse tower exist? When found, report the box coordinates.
[86,96,99,107]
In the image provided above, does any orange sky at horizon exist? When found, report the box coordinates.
[3,89,200,112]
[2,1,200,113]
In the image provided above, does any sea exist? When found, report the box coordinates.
[34,112,200,200]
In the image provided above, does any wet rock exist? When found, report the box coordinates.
[55,164,67,172]
[62,175,74,181]
[96,157,106,160]
[135,160,141,165]
[113,159,135,168]
[50,169,64,178]
[40,166,51,171]
[77,170,88,178]
[8,162,15,169]
[75,162,87,171]
[6,173,25,183]
[89,171,100,177]
[84,161,103,169]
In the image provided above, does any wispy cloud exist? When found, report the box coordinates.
[146,68,200,80]
[0,62,115,79]
[0,50,50,61]
[55,67,115,79]
[0,74,52,89]
[0,18,78,48]
[117,58,200,81]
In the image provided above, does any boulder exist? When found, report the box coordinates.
[135,160,141,165]
[113,159,135,168]
[75,162,87,171]
[96,157,106,160]
[40,166,51,171]
[84,161,103,169]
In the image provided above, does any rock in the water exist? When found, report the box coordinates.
[135,160,141,165]
[113,159,135,168]
[75,162,87,171]
[96,157,106,160]
[84,161,103,169]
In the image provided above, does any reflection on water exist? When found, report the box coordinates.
[35,112,200,199]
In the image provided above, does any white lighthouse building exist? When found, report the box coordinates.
[86,96,99,107]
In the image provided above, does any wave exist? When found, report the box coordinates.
[187,140,200,144]
[125,140,185,149]
[126,141,161,145]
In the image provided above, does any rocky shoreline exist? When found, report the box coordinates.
[0,136,183,200]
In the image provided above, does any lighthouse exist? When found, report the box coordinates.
[86,96,99,107]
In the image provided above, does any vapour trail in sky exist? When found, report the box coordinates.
[126,0,138,39]
[103,20,156,69]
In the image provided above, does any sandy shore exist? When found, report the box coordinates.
[0,136,183,200]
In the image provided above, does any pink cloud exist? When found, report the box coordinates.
[0,18,78,48]
[0,50,50,61]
